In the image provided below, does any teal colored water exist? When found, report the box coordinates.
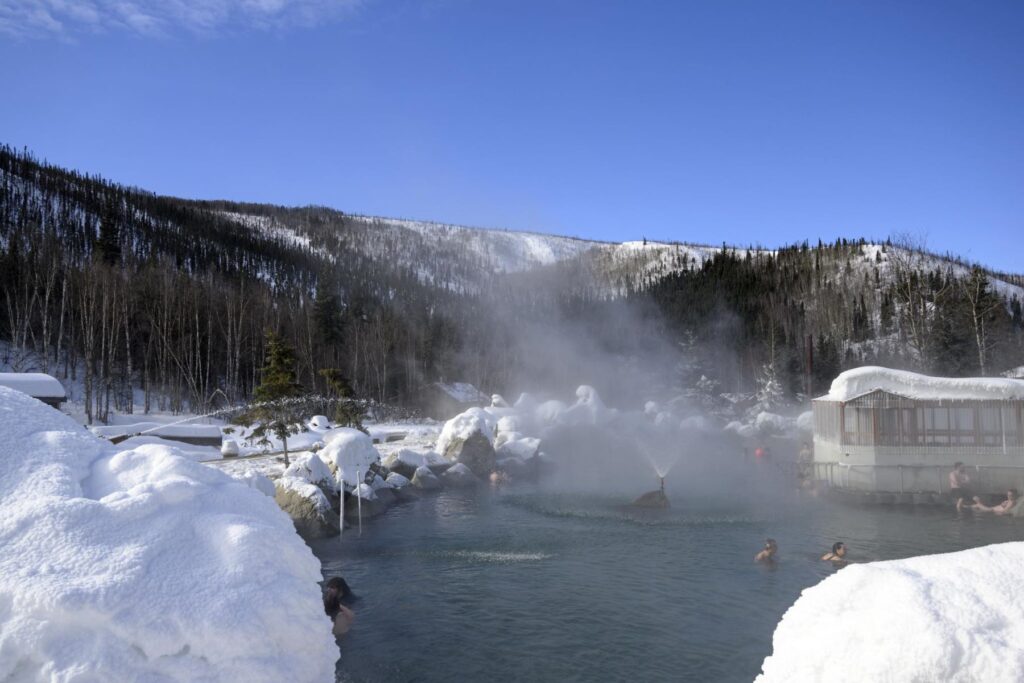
[314,486,1023,682]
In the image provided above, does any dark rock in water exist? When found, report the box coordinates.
[344,492,389,518]
[631,489,670,509]
[442,431,496,478]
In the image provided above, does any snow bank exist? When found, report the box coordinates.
[0,387,335,682]
[320,427,379,487]
[758,542,1024,682]
[823,366,1024,402]
[0,372,66,399]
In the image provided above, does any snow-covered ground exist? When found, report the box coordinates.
[758,543,1024,682]
[0,387,336,682]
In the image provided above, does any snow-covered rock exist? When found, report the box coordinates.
[274,475,339,540]
[0,386,335,682]
[411,465,442,490]
[496,435,541,460]
[320,427,380,487]
[442,462,479,487]
[221,438,240,457]
[283,452,337,492]
[823,366,1024,402]
[383,448,435,479]
[385,472,411,488]
[308,415,332,431]
[435,408,497,477]
[758,542,1024,682]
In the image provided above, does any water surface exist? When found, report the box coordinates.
[314,485,1023,682]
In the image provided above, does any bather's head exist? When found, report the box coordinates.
[832,541,846,557]
[1008,489,1018,502]
[764,538,777,555]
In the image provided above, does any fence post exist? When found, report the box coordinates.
[898,465,903,494]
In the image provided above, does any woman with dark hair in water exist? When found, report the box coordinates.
[324,577,356,637]
[821,541,848,565]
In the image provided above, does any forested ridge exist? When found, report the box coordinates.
[2,144,1022,422]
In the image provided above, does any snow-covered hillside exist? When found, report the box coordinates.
[217,208,1024,301]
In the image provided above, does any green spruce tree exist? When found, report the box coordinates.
[240,331,305,467]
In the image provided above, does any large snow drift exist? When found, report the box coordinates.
[821,366,1024,402]
[757,542,1024,682]
[0,387,335,682]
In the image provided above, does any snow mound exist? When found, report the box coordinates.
[320,427,380,487]
[758,542,1024,682]
[823,366,1024,402]
[0,387,335,682]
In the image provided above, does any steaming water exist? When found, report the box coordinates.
[314,486,1024,682]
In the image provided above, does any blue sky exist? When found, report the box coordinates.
[1,0,1022,271]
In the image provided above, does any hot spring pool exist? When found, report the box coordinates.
[313,486,1024,682]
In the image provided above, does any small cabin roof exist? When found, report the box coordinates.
[431,381,488,404]
[814,366,1024,403]
[0,373,67,400]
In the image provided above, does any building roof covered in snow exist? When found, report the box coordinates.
[433,382,488,404]
[0,372,66,402]
[816,366,1024,403]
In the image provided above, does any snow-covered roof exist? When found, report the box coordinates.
[0,372,66,399]
[434,381,488,404]
[817,366,1024,403]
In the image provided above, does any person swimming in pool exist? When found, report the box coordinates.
[755,538,778,563]
[972,489,1018,516]
[821,541,848,565]
[323,576,356,637]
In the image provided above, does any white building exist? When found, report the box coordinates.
[812,366,1024,493]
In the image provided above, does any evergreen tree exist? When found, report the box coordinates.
[239,331,305,467]
[96,199,122,266]
[318,368,366,432]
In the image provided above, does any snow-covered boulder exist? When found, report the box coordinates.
[435,408,497,477]
[308,415,332,431]
[535,399,568,428]
[320,427,379,487]
[0,386,335,682]
[411,465,442,490]
[220,438,240,457]
[496,435,541,460]
[383,448,431,479]
[385,472,411,489]
[283,452,336,493]
[274,476,340,540]
[757,543,1024,682]
[442,462,479,487]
